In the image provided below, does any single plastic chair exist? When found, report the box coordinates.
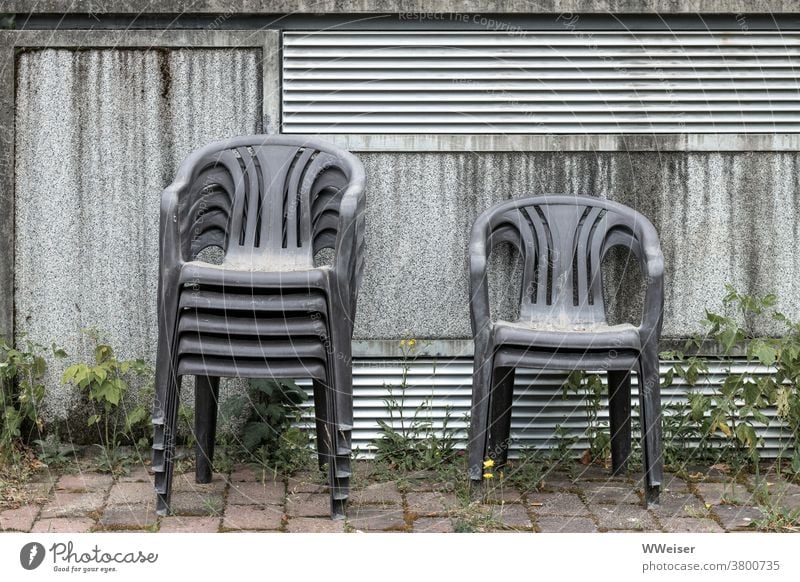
[152,135,366,519]
[467,195,664,507]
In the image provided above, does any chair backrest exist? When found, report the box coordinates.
[480,195,660,325]
[175,136,363,269]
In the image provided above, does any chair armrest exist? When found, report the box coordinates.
[159,181,187,275]
[639,244,665,343]
[332,180,366,317]
[469,215,493,341]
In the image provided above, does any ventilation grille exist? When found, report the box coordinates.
[296,357,793,459]
[282,31,800,134]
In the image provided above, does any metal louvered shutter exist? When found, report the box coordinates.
[282,31,800,134]
[296,357,793,459]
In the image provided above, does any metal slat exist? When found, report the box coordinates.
[282,30,800,134]
[284,32,800,47]
[283,90,800,102]
[294,357,795,459]
[284,103,800,113]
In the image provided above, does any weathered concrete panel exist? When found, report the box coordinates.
[353,152,800,340]
[14,50,800,420]
[15,48,260,419]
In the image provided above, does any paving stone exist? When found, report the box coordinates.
[350,482,402,506]
[22,480,56,500]
[172,472,226,494]
[695,482,753,506]
[402,475,456,493]
[222,505,284,530]
[680,465,728,482]
[286,517,345,533]
[764,481,800,511]
[98,505,158,530]
[540,472,579,491]
[286,493,330,517]
[529,492,590,517]
[168,490,225,516]
[28,471,59,488]
[118,466,154,483]
[347,507,407,531]
[228,465,258,482]
[413,517,454,533]
[0,506,39,531]
[107,481,154,505]
[287,472,327,494]
[661,517,725,533]
[406,492,457,516]
[573,465,615,481]
[485,486,525,504]
[400,470,438,492]
[582,483,641,505]
[31,518,95,533]
[536,516,598,533]
[660,473,693,494]
[649,492,708,519]
[493,504,533,530]
[713,505,763,531]
[159,517,221,533]
[228,481,285,505]
[594,505,658,530]
[56,472,113,492]
[40,491,106,518]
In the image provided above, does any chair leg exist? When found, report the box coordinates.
[153,285,181,517]
[312,378,332,473]
[325,324,354,520]
[487,366,515,469]
[468,349,493,483]
[195,375,220,484]
[154,368,182,516]
[638,348,663,508]
[607,369,632,476]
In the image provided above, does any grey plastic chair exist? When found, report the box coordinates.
[152,135,366,519]
[468,195,664,507]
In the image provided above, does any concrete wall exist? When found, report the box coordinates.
[354,152,800,339]
[15,48,261,418]
[12,48,800,420]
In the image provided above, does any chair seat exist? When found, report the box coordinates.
[180,261,329,290]
[492,319,642,352]
[493,345,640,372]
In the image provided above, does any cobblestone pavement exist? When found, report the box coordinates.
[2,460,798,533]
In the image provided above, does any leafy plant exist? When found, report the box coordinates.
[33,432,76,467]
[372,339,459,472]
[239,378,313,477]
[61,329,152,474]
[562,370,611,465]
[661,284,800,473]
[753,504,800,532]
[0,337,66,463]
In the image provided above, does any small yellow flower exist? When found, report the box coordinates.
[400,339,407,347]
[408,338,417,347]
[483,472,494,479]
[483,459,495,468]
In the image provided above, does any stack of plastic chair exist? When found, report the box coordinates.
[152,135,365,519]
[467,195,665,507]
